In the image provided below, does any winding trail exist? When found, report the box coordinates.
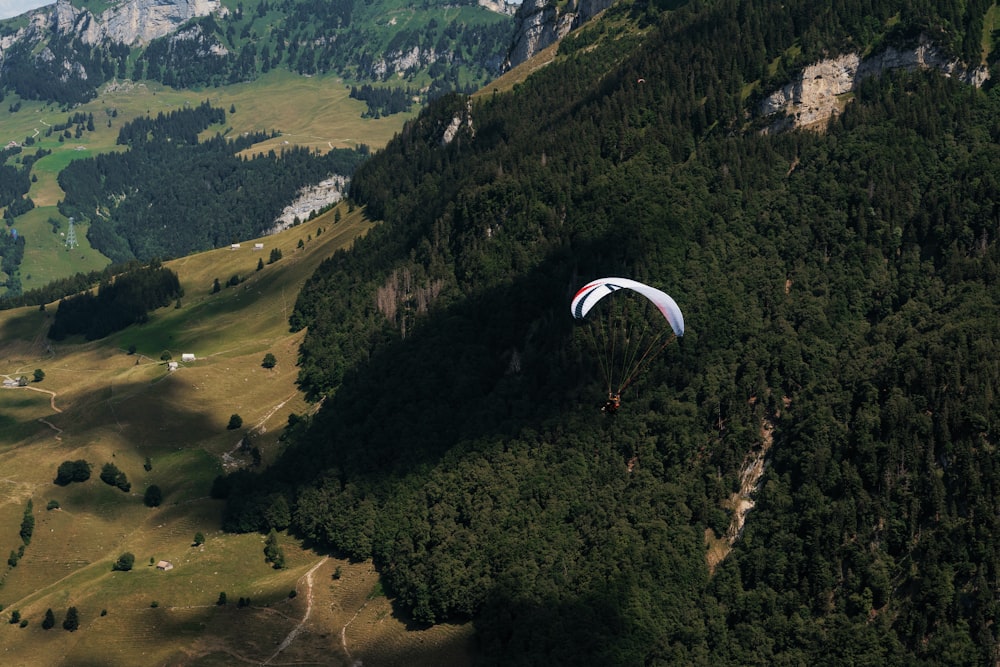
[221,394,298,471]
[1,382,64,439]
[24,385,62,413]
[0,380,62,412]
[262,556,328,665]
[36,417,63,440]
[340,589,373,664]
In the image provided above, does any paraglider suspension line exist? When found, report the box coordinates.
[584,317,615,397]
[616,330,675,396]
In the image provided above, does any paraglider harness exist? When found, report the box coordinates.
[601,393,622,415]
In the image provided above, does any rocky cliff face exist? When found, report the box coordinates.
[477,0,520,17]
[760,37,990,132]
[0,0,223,59]
[370,2,515,82]
[54,0,224,46]
[0,0,226,102]
[504,0,614,70]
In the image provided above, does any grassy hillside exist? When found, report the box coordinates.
[0,68,417,294]
[0,206,474,665]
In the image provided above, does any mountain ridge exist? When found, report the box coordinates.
[50,0,224,46]
[0,0,518,104]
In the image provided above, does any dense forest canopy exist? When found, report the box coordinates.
[56,101,367,262]
[47,261,182,341]
[0,260,151,311]
[222,0,1000,664]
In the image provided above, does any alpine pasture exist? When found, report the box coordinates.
[1,68,418,292]
[0,209,475,665]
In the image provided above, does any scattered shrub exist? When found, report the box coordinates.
[143,484,162,507]
[100,462,130,492]
[54,459,91,485]
[112,552,135,572]
[62,606,79,631]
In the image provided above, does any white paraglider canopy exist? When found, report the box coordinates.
[570,277,684,405]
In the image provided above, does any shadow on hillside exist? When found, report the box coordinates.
[272,233,663,483]
[370,566,705,666]
[44,364,225,456]
[222,228,702,662]
[0,306,51,356]
[61,602,304,667]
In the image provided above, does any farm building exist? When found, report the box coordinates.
[231,243,241,250]
[253,243,264,250]
[181,354,196,362]
[156,561,174,571]
[167,361,179,372]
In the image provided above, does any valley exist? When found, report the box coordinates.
[0,68,418,292]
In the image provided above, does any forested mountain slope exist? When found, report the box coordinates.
[0,0,515,106]
[224,1,1000,664]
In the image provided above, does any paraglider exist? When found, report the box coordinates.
[571,277,684,412]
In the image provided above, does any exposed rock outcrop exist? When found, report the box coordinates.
[705,411,778,575]
[370,0,515,81]
[55,0,224,46]
[760,37,990,132]
[441,98,474,145]
[0,0,228,102]
[504,0,615,70]
[269,176,348,234]
[477,0,520,17]
[0,0,223,59]
[0,10,52,56]
[373,46,438,79]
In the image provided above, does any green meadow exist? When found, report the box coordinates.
[0,69,419,293]
[0,208,475,665]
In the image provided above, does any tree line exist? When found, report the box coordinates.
[349,84,416,118]
[0,260,149,311]
[47,262,182,341]
[0,143,32,295]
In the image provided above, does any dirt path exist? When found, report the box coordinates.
[220,393,298,471]
[255,392,297,431]
[36,417,63,440]
[1,382,64,439]
[340,590,372,664]
[1,380,62,413]
[23,385,62,412]
[262,556,328,665]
